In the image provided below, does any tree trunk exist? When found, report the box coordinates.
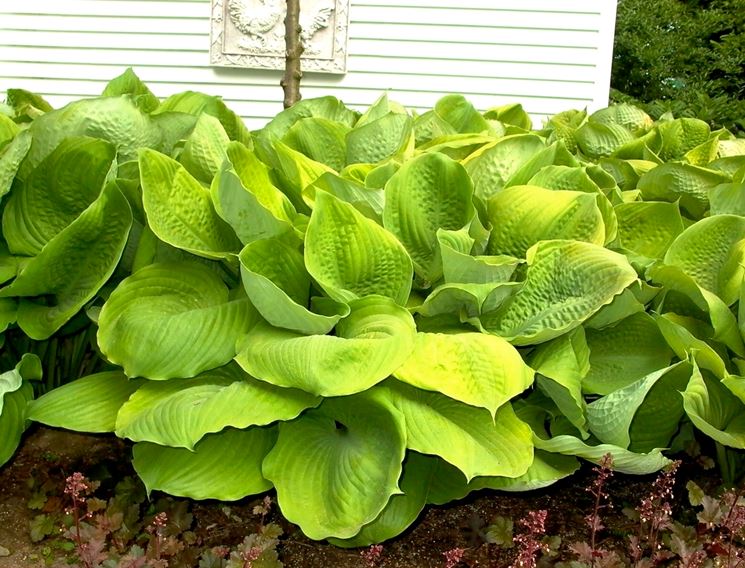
[281,0,303,108]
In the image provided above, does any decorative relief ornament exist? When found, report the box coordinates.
[210,0,349,73]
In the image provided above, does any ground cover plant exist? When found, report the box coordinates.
[1,69,745,547]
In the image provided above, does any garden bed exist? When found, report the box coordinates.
[0,426,729,568]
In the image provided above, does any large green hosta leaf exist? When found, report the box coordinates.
[710,183,745,216]
[532,434,671,474]
[98,261,255,379]
[139,148,241,259]
[683,363,745,449]
[485,185,605,257]
[239,237,349,335]
[478,240,637,345]
[529,327,589,436]
[0,183,133,340]
[586,362,690,450]
[154,90,250,145]
[179,113,230,184]
[0,130,32,201]
[463,135,546,201]
[27,371,141,433]
[637,163,729,219]
[426,450,579,506]
[3,137,116,256]
[211,142,295,245]
[583,313,674,395]
[273,141,333,213]
[434,95,491,134]
[346,112,413,165]
[383,153,474,283]
[392,332,533,418]
[328,451,437,547]
[437,228,520,285]
[663,215,745,306]
[262,390,406,540]
[20,97,165,178]
[282,117,349,172]
[101,68,160,113]
[575,121,635,159]
[648,264,745,358]
[387,381,533,480]
[613,201,685,261]
[235,296,416,397]
[116,363,319,449]
[133,427,276,500]
[305,191,413,305]
[0,354,41,466]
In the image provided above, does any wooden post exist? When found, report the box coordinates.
[281,0,303,108]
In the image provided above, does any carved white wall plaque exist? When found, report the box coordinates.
[210,0,349,74]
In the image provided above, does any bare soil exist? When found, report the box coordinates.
[0,426,720,568]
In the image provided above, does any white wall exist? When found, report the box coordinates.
[0,0,618,129]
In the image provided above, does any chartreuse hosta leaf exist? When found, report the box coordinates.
[637,163,729,219]
[583,313,674,395]
[655,118,711,162]
[133,427,277,500]
[426,450,579,506]
[239,237,349,335]
[383,153,475,283]
[532,434,670,474]
[305,191,413,305]
[478,240,637,345]
[654,314,727,379]
[663,215,745,306]
[504,140,580,189]
[346,112,414,165]
[486,185,605,257]
[0,354,41,466]
[710,183,745,216]
[393,332,533,418]
[20,97,164,178]
[262,389,406,540]
[154,90,251,145]
[98,261,256,380]
[273,141,333,213]
[437,228,520,285]
[0,130,32,200]
[235,296,416,397]
[211,141,295,245]
[434,94,491,134]
[387,380,533,481]
[102,67,160,113]
[648,264,745,358]
[415,281,520,321]
[179,113,229,184]
[586,362,690,451]
[463,135,546,201]
[683,362,745,449]
[328,451,437,547]
[139,148,241,259]
[613,201,685,261]
[575,121,635,159]
[526,164,618,244]
[484,102,532,130]
[27,371,141,432]
[0,114,19,146]
[0,183,133,340]
[3,136,116,256]
[528,328,590,436]
[304,172,384,222]
[282,117,349,172]
[116,362,319,449]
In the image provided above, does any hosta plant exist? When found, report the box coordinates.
[1,69,745,545]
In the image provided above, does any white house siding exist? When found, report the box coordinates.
[0,0,618,129]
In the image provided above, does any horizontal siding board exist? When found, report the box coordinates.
[0,0,617,129]
[2,31,599,65]
[1,48,599,82]
[4,15,599,49]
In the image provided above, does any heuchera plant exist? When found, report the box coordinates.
[1,68,745,545]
